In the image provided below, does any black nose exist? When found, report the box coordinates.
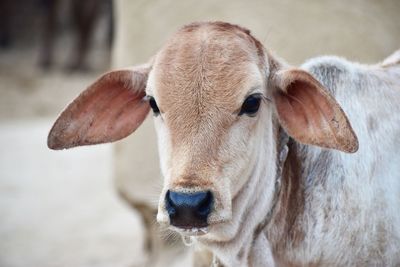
[165,190,213,228]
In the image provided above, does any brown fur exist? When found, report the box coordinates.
[266,136,307,257]
[172,175,213,188]
[152,22,266,188]
[47,22,368,266]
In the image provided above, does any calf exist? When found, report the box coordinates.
[48,22,400,266]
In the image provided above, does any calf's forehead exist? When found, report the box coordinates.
[147,23,267,152]
[150,23,266,111]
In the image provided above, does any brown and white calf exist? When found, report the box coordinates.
[48,22,400,266]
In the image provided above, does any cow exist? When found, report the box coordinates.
[48,21,400,266]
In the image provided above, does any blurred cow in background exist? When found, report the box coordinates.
[39,0,113,71]
[0,0,112,71]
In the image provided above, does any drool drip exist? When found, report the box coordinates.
[182,235,194,246]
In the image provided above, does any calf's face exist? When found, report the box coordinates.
[147,26,270,233]
[47,22,358,237]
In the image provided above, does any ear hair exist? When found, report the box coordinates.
[270,66,358,153]
[48,65,151,150]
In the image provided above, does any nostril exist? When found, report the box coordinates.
[197,191,213,216]
[165,190,177,217]
[168,207,176,216]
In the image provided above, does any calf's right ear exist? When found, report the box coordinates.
[48,65,151,150]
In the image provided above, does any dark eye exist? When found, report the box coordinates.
[148,96,160,115]
[239,94,262,116]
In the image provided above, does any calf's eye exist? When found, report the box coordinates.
[239,94,262,116]
[148,96,160,115]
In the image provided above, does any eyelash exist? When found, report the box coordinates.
[147,96,160,115]
[238,93,264,116]
[146,94,269,117]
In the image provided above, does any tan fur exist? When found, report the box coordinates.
[150,22,266,198]
[268,139,306,252]
[48,21,400,266]
[381,50,400,68]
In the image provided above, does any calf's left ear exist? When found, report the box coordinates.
[48,66,151,150]
[272,69,358,153]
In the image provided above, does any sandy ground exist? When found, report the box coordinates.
[0,120,145,267]
[0,46,191,266]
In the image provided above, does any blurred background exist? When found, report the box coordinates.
[0,0,399,266]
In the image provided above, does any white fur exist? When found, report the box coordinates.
[287,55,400,265]
[151,51,400,266]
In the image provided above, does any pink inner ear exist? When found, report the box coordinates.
[48,70,150,150]
[274,70,358,153]
[279,80,333,140]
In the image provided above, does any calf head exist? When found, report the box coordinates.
[48,22,358,237]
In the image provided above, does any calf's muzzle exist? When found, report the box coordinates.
[165,190,213,228]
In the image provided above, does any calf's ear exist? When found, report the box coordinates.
[272,69,358,153]
[48,65,151,150]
